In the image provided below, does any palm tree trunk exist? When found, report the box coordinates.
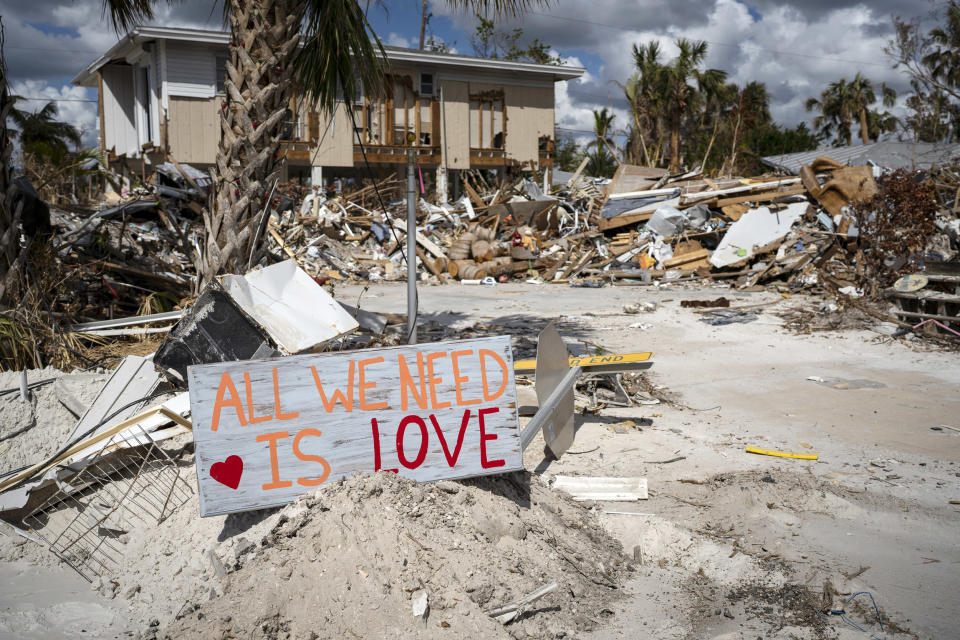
[858,107,871,144]
[701,115,719,173]
[0,18,20,307]
[632,110,651,167]
[419,0,428,49]
[727,110,742,175]
[197,0,303,287]
[669,108,681,172]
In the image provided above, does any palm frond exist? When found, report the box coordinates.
[444,0,549,19]
[297,0,387,113]
[100,0,156,32]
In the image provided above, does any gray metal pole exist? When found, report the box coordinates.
[406,149,417,344]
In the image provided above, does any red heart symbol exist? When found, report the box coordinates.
[210,455,243,490]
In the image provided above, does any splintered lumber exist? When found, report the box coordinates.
[663,248,710,268]
[416,248,444,277]
[268,225,299,261]
[464,180,486,209]
[391,220,445,258]
[713,184,807,207]
[597,209,656,232]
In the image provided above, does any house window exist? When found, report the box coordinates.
[419,72,434,97]
[216,56,227,93]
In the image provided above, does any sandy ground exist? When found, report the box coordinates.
[1,280,958,638]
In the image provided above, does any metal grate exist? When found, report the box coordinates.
[22,424,193,582]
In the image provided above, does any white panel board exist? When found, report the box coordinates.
[189,336,521,516]
[219,260,359,354]
[552,476,648,501]
[709,202,807,268]
[101,65,138,156]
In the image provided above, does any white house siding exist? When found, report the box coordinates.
[101,64,139,156]
[166,42,216,98]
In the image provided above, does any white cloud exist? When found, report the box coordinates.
[432,0,915,139]
[386,32,411,48]
[11,80,100,149]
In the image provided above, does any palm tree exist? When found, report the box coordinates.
[8,100,82,163]
[806,78,856,146]
[866,109,900,141]
[724,81,769,173]
[621,41,665,166]
[586,107,619,162]
[103,0,537,286]
[661,38,726,171]
[848,73,897,144]
[922,1,960,96]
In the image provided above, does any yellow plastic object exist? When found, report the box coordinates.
[745,445,818,460]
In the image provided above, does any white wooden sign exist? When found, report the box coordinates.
[188,336,521,516]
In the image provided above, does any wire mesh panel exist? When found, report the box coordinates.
[22,424,193,581]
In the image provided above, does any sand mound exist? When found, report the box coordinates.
[146,471,627,639]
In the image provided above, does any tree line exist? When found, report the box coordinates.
[556,1,960,177]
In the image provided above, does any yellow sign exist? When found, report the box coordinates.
[513,351,653,372]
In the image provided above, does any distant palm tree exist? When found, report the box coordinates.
[866,109,900,141]
[9,99,81,163]
[621,41,665,166]
[806,78,856,146]
[724,81,770,173]
[586,107,618,162]
[923,1,960,95]
[849,73,897,144]
[102,0,538,286]
[662,38,726,171]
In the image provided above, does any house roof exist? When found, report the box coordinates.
[761,141,960,174]
[71,25,585,87]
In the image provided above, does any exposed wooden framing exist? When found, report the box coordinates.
[477,100,484,149]
[415,96,421,146]
[489,101,494,149]
[353,151,441,164]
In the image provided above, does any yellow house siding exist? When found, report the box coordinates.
[504,85,554,166]
[167,96,219,165]
[441,80,470,170]
[312,103,353,167]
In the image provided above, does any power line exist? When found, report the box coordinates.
[6,44,102,55]
[17,97,97,103]
[526,10,891,69]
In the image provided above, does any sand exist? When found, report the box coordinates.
[1,281,958,639]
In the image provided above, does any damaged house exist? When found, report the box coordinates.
[71,26,584,196]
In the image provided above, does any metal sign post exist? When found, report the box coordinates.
[406,147,417,344]
[518,323,654,458]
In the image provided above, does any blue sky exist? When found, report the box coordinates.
[4,0,926,150]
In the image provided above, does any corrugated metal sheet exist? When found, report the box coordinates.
[762,142,960,174]
[166,42,216,98]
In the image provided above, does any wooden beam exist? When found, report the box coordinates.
[597,210,655,232]
[712,184,807,208]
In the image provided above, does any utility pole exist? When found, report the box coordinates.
[406,144,417,344]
